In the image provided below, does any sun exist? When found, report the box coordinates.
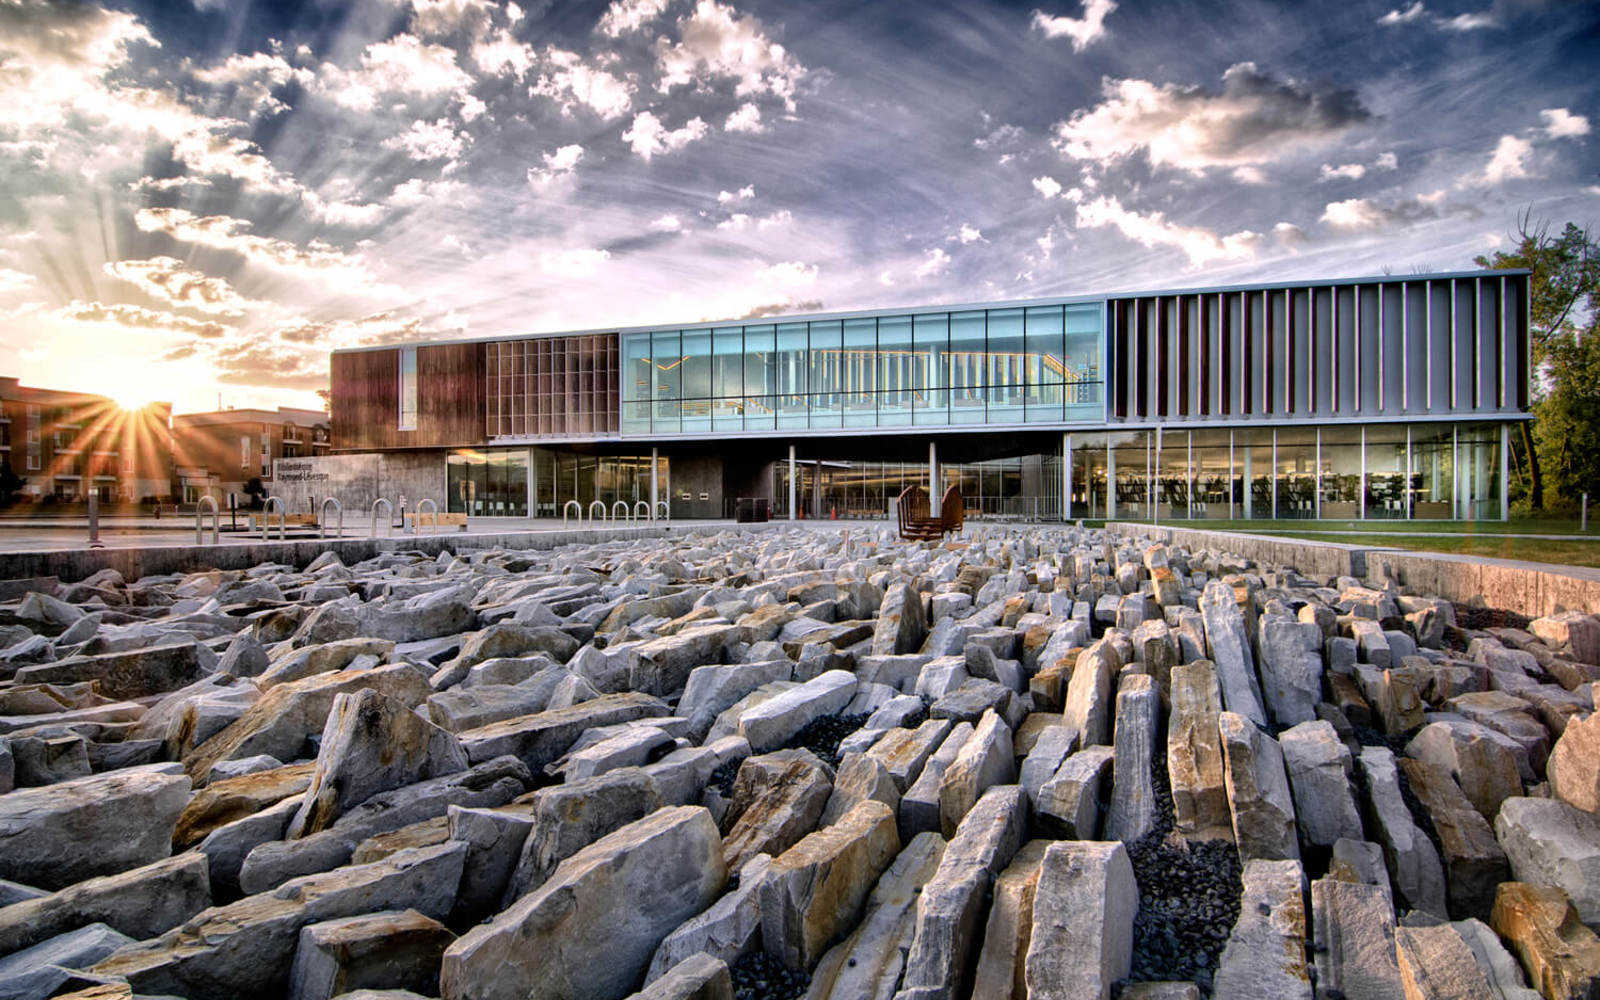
[113,391,157,411]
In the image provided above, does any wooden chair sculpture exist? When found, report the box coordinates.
[897,484,964,541]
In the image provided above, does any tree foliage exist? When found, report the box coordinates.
[1475,213,1600,512]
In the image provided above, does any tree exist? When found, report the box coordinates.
[243,476,267,510]
[0,461,26,505]
[1475,212,1600,512]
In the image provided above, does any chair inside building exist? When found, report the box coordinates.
[897,484,964,541]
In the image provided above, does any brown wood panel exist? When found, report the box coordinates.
[331,344,486,450]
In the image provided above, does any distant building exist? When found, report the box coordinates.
[325,269,1529,522]
[172,406,332,504]
[0,376,174,503]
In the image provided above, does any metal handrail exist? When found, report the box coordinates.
[262,496,286,541]
[563,500,582,527]
[320,497,343,539]
[655,501,670,522]
[611,500,631,522]
[371,498,393,538]
[633,500,649,521]
[195,495,219,545]
[587,500,606,524]
[416,498,439,536]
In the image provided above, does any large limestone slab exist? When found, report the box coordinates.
[1495,796,1600,928]
[866,718,953,793]
[1395,923,1499,1000]
[173,762,315,849]
[1167,661,1233,844]
[1037,745,1114,840]
[898,785,1027,999]
[239,756,530,894]
[504,766,665,903]
[1022,840,1137,1000]
[1310,878,1405,1000]
[1491,882,1600,1000]
[1549,711,1600,814]
[289,689,468,838]
[872,583,927,656]
[1256,616,1323,727]
[970,840,1050,1000]
[1211,858,1312,1000]
[937,708,1014,837]
[1105,673,1160,843]
[1405,719,1523,822]
[1399,758,1508,921]
[15,641,204,700]
[761,800,900,970]
[1219,711,1299,862]
[440,806,726,1000]
[647,854,772,984]
[0,923,133,1000]
[898,722,972,843]
[258,637,396,691]
[185,663,433,780]
[0,852,209,958]
[0,768,191,890]
[722,752,833,873]
[804,832,946,1000]
[1359,747,1448,918]
[679,660,793,740]
[93,841,468,999]
[1062,639,1121,749]
[1199,580,1267,726]
[738,670,857,753]
[458,692,669,773]
[1278,720,1362,849]
[446,804,536,927]
[628,953,733,1000]
[288,909,455,1000]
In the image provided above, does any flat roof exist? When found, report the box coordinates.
[333,267,1532,355]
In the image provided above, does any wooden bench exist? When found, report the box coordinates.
[404,511,469,532]
[896,485,964,541]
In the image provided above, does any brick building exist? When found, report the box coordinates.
[0,376,174,503]
[171,406,332,503]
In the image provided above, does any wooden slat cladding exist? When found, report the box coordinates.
[1106,273,1529,424]
[331,343,486,450]
[484,334,619,438]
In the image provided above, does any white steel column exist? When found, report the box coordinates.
[1315,428,1322,520]
[1501,423,1510,521]
[1242,445,1253,520]
[1108,444,1118,520]
[649,447,659,520]
[1359,426,1367,520]
[1062,432,1072,522]
[1151,428,1160,525]
[928,440,939,517]
[787,444,796,521]
[1405,425,1413,520]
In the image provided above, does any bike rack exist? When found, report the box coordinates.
[261,496,286,541]
[562,499,582,527]
[416,498,440,536]
[632,500,649,521]
[655,501,671,522]
[320,497,343,539]
[195,495,219,545]
[587,500,607,524]
[371,498,393,538]
[611,500,631,522]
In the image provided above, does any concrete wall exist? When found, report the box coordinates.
[272,452,445,519]
[1106,521,1600,616]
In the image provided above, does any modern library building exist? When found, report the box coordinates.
[326,269,1529,522]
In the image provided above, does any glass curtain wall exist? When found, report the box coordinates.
[1276,429,1316,519]
[1320,428,1362,519]
[1366,427,1408,519]
[1191,429,1231,519]
[772,455,1058,519]
[620,303,1103,433]
[464,447,668,518]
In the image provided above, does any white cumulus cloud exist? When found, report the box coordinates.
[1541,108,1590,139]
[1030,0,1118,51]
[622,111,708,159]
[1074,195,1262,266]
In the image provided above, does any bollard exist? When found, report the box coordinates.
[1584,493,1590,532]
[87,493,103,549]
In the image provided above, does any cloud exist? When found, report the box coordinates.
[715,208,790,231]
[956,225,984,244]
[914,247,952,279]
[1052,62,1370,174]
[0,0,155,133]
[1478,134,1532,185]
[621,111,708,159]
[410,0,496,38]
[306,196,386,228]
[192,51,308,116]
[382,118,470,163]
[1319,162,1366,182]
[103,256,259,316]
[0,269,37,294]
[1377,2,1426,25]
[1032,176,1063,198]
[654,0,807,112]
[56,300,230,339]
[649,214,683,232]
[472,27,534,79]
[758,261,818,287]
[1074,195,1262,266]
[527,143,585,185]
[316,33,474,112]
[1440,11,1496,30]
[169,129,298,193]
[539,248,611,277]
[724,102,764,133]
[531,48,635,119]
[717,185,755,204]
[1319,189,1462,229]
[1231,166,1266,184]
[1541,108,1590,139]
[1030,0,1118,51]
[208,340,328,391]
[597,0,672,37]
[386,177,466,207]
[1375,151,1398,170]
[134,207,376,284]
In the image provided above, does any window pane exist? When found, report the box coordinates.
[950,311,986,424]
[877,315,913,426]
[1025,305,1064,421]
[744,325,775,430]
[809,321,842,428]
[713,327,743,432]
[399,347,418,429]
[652,331,682,434]
[987,308,1024,421]
[681,330,711,433]
[1065,303,1102,416]
[843,318,876,427]
[776,323,808,429]
[914,312,948,424]
[622,333,651,432]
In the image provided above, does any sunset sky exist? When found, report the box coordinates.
[0,0,1595,414]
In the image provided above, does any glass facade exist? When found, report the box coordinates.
[1064,422,1504,521]
[447,447,668,518]
[773,454,1062,520]
[620,303,1103,434]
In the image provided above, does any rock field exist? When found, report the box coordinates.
[1,524,1599,999]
